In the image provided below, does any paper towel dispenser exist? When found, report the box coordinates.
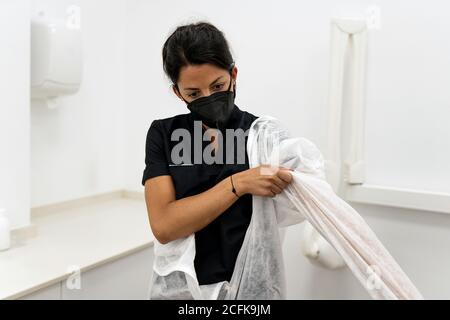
[31,16,82,100]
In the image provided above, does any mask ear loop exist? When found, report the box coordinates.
[214,62,236,130]
[228,62,236,98]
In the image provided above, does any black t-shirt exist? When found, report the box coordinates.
[142,105,259,285]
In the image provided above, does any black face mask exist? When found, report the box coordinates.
[179,64,236,130]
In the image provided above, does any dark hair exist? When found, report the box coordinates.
[162,21,234,87]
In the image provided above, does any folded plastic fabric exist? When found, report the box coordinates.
[147,115,424,300]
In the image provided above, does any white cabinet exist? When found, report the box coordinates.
[19,283,61,300]
[18,246,154,300]
[61,246,154,300]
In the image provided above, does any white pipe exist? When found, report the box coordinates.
[325,18,368,192]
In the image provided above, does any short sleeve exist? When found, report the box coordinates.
[141,120,170,186]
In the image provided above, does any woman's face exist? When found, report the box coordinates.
[174,63,237,104]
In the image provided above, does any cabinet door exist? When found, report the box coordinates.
[61,246,154,300]
[19,283,61,300]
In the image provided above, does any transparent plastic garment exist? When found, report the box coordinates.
[147,115,424,300]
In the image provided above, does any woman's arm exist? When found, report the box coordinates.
[145,173,239,244]
[145,165,293,244]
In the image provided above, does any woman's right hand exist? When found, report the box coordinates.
[232,164,294,197]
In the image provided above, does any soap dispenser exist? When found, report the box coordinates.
[0,208,11,251]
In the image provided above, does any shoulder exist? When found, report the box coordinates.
[147,112,191,135]
[144,113,190,152]
[243,110,259,122]
[238,108,259,131]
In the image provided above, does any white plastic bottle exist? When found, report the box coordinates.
[0,208,11,251]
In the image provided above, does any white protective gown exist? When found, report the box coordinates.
[147,115,424,300]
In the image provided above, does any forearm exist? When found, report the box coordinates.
[157,175,241,243]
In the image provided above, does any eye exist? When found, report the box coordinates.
[187,92,199,98]
[213,83,224,90]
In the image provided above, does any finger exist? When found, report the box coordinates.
[270,183,283,195]
[261,188,275,197]
[259,164,278,176]
[271,175,288,190]
[277,169,293,184]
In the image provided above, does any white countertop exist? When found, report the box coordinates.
[0,192,154,300]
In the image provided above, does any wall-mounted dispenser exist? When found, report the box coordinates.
[31,13,82,108]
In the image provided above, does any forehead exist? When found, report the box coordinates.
[178,64,228,89]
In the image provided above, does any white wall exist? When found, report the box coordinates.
[364,4,450,193]
[0,0,30,229]
[4,0,449,298]
[30,0,126,207]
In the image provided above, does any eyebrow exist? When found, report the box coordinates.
[184,76,225,91]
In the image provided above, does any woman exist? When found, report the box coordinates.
[141,22,293,288]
